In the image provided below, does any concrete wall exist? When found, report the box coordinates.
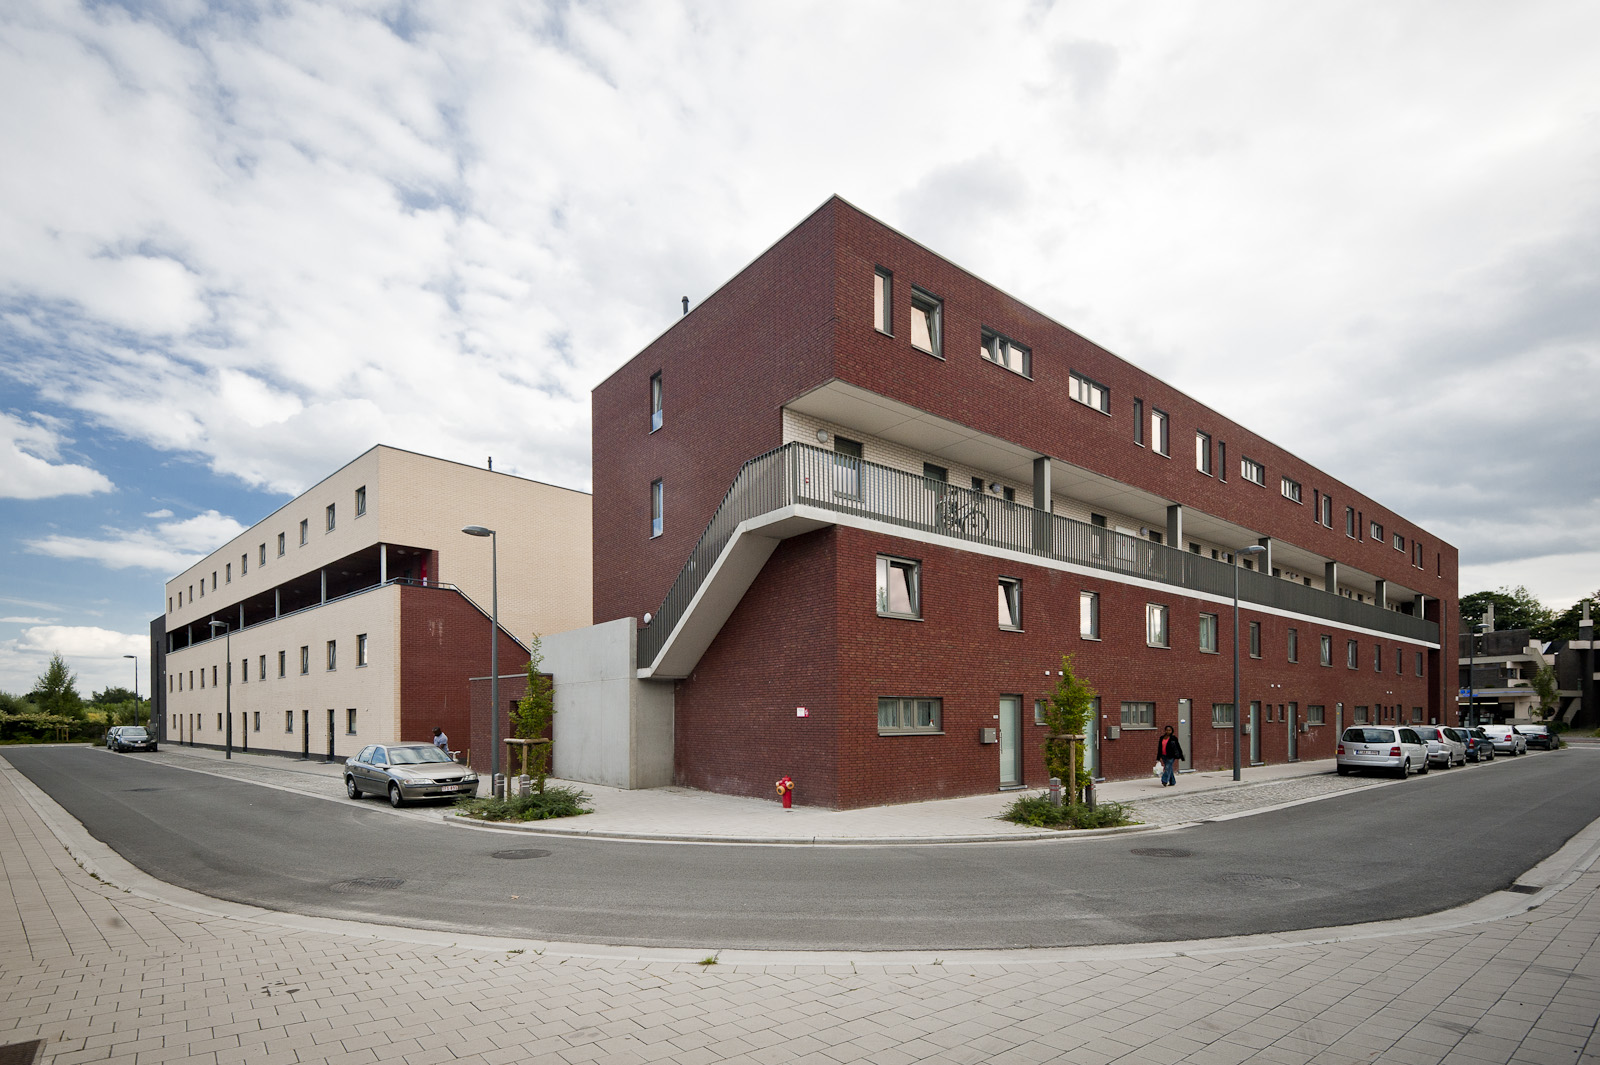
[544,618,674,790]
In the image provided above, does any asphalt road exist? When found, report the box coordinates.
[7,746,1596,951]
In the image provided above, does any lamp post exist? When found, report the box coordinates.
[209,620,232,759]
[1233,545,1268,781]
[462,525,499,789]
[1466,620,1486,727]
[122,654,139,728]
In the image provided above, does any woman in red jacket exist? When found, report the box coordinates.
[1156,726,1184,787]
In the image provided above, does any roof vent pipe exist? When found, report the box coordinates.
[487,456,493,471]
[682,296,689,315]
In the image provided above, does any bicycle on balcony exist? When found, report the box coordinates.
[935,494,990,538]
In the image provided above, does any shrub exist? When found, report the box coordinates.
[1001,794,1136,830]
[455,786,591,822]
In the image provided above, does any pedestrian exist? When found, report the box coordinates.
[432,727,448,753]
[1156,725,1184,787]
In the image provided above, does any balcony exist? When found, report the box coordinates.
[638,444,1440,675]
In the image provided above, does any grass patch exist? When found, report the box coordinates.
[454,786,592,822]
[1000,794,1136,830]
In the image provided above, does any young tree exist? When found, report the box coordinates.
[1039,654,1098,804]
[1532,663,1560,722]
[511,635,555,793]
[30,654,85,719]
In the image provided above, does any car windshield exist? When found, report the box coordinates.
[122,728,147,739]
[387,746,451,765]
[1342,728,1395,743]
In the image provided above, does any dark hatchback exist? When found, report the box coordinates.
[111,726,157,752]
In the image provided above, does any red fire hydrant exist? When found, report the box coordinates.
[776,775,794,810]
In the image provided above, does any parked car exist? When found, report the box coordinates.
[1411,725,1466,768]
[345,743,480,807]
[1454,726,1496,763]
[105,726,124,749]
[1336,726,1430,777]
[1479,724,1528,756]
[111,726,157,752]
[1518,724,1557,750]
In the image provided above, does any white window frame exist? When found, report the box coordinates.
[981,328,1031,377]
[1212,703,1235,728]
[1249,620,1261,659]
[1347,639,1359,669]
[1146,603,1169,648]
[1307,704,1325,725]
[1370,520,1383,541]
[878,696,942,735]
[909,287,942,357]
[876,555,921,619]
[326,503,336,532]
[1281,476,1301,503]
[998,577,1022,630]
[1394,532,1405,551]
[1079,591,1100,640]
[650,479,664,538]
[1120,701,1155,729]
[1241,456,1265,486]
[1287,628,1298,663]
[1320,635,1332,667]
[1151,408,1169,456]
[1069,371,1110,414]
[873,268,893,335]
[649,372,663,432]
[1199,613,1218,653]
[1196,431,1213,475]
[299,645,309,675]
[355,485,366,517]
[327,640,337,671]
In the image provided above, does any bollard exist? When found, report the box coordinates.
[492,773,505,799]
[1048,776,1062,807]
[518,775,532,797]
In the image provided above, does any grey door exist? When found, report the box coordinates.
[1177,699,1192,772]
[1249,702,1261,764]
[1287,703,1298,760]
[302,709,310,758]
[326,709,336,762]
[1085,711,1100,780]
[999,696,1022,787]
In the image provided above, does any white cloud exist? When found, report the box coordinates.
[144,509,174,519]
[1460,552,1600,614]
[0,616,56,624]
[1,626,146,698]
[25,510,247,574]
[13,625,143,660]
[0,410,114,499]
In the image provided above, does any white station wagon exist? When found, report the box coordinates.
[1336,726,1430,778]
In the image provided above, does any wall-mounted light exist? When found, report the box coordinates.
[989,482,1002,493]
[815,429,830,443]
[643,612,653,625]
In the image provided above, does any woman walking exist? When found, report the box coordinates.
[1156,725,1184,787]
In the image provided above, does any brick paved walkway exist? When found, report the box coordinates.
[3,753,1599,1064]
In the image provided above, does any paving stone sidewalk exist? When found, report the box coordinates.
[3,753,1600,1065]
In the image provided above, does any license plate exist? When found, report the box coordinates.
[440,785,461,792]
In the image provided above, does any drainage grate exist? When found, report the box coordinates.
[1508,884,1540,895]
[491,849,551,860]
[329,877,405,893]
[0,1039,45,1065]
[1130,848,1192,858]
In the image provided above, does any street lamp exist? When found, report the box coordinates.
[122,654,139,728]
[1466,620,1486,727]
[209,620,232,760]
[1233,545,1268,781]
[462,525,499,789]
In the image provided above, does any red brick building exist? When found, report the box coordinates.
[592,197,1457,809]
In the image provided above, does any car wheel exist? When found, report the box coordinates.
[150,745,158,752]
[1418,758,1430,775]
[388,783,404,808]
[1396,759,1409,778]
[1336,765,1351,776]
[345,775,361,800]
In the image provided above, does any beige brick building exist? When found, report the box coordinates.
[156,446,590,764]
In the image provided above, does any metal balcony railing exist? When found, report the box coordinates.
[637,443,1439,668]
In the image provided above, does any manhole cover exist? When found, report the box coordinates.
[328,877,405,893]
[1130,847,1192,858]
[491,849,551,860]
[1215,872,1300,889]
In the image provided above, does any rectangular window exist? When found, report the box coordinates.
[1133,399,1144,445]
[997,577,1022,630]
[1416,651,1424,677]
[1281,477,1301,503]
[1120,701,1155,729]
[1198,613,1218,653]
[357,633,368,667]
[285,710,294,733]
[1034,698,1047,726]
[200,580,204,598]
[211,665,217,686]
[226,562,232,583]
[876,555,921,618]
[1212,703,1235,728]
[1320,495,1332,527]
[1151,409,1169,456]
[253,711,260,733]
[241,658,248,683]
[217,713,222,731]
[878,696,941,735]
[980,328,1030,377]
[1347,639,1359,669]
[909,287,942,357]
[1320,635,1332,666]
[1080,591,1100,639]
[355,486,367,516]
[649,372,663,432]
[259,543,266,565]
[325,504,335,532]
[1146,603,1169,647]
[327,640,337,670]
[299,519,308,545]
[650,479,664,538]
[1396,647,1404,674]
[299,646,309,675]
[277,532,285,556]
[1308,704,1326,725]
[278,650,286,678]
[1374,645,1382,671]
[258,654,266,679]
[1249,621,1262,658]
[168,596,173,613]
[242,553,249,575]
[1218,442,1227,482]
[922,462,947,486]
[1241,457,1265,486]
[1345,507,1356,537]
[1069,372,1109,413]
[832,437,863,498]
[1196,431,1213,474]
[346,708,357,735]
[1393,532,1405,551]
[1370,521,1383,541]
[1413,541,1423,567]
[1287,628,1298,662]
[873,268,892,335]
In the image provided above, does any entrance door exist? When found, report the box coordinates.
[326,709,336,762]
[301,710,310,758]
[1287,703,1298,761]
[1177,699,1192,772]
[1249,702,1261,764]
[1085,705,1100,780]
[999,696,1022,787]
[240,713,248,753]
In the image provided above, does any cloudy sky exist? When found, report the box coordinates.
[2,0,1597,697]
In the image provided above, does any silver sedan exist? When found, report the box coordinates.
[345,743,479,807]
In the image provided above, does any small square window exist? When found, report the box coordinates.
[878,696,941,735]
[346,708,357,735]
[650,479,664,538]
[326,504,335,532]
[1320,635,1332,666]
[1069,372,1109,413]
[998,577,1022,630]
[1196,431,1213,475]
[981,328,1031,377]
[1080,591,1099,639]
[1281,477,1301,503]
[1120,701,1155,729]
[357,633,368,667]
[909,288,942,357]
[299,519,309,546]
[1249,621,1261,658]
[1146,603,1169,648]
[1307,704,1325,725]
[1212,703,1235,728]
[1241,457,1265,485]
[1151,409,1169,456]
[877,555,921,619]
[1199,613,1218,653]
[649,372,663,432]
[327,640,337,670]
[873,268,892,335]
[355,486,367,516]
